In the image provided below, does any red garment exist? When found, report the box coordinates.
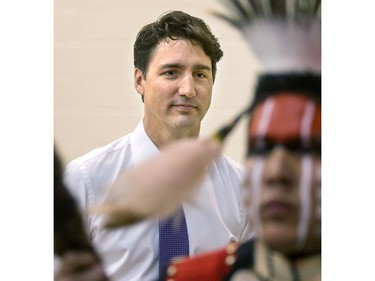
[163,243,239,281]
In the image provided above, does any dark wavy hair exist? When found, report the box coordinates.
[134,10,223,81]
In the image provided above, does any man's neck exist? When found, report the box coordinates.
[144,122,200,149]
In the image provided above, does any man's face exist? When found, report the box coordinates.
[134,38,213,138]
[243,93,321,257]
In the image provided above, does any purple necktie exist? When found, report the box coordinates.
[158,206,189,277]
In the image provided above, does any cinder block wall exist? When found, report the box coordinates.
[54,0,262,166]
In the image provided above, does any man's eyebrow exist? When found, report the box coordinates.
[159,63,211,71]
[160,63,184,70]
[194,64,211,71]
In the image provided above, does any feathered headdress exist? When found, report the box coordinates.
[213,0,321,72]
[211,0,321,142]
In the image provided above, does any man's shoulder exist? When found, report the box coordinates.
[66,133,133,169]
[213,151,244,169]
[210,154,244,179]
[162,243,240,281]
[62,133,134,203]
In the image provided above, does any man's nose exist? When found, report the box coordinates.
[178,75,196,98]
[264,146,295,187]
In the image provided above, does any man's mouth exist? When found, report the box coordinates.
[173,104,197,112]
[262,200,294,218]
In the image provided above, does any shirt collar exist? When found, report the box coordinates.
[130,120,160,166]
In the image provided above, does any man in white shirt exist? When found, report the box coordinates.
[64,10,252,281]
[55,138,222,281]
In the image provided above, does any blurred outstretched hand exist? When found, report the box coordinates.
[91,138,221,228]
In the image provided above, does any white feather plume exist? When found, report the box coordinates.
[213,0,321,72]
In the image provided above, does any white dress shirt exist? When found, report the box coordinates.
[63,121,252,281]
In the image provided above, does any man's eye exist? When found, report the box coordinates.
[300,144,321,155]
[194,72,207,78]
[247,141,321,156]
[247,142,273,156]
[163,70,177,77]
[284,142,321,155]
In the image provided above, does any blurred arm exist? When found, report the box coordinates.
[92,138,221,228]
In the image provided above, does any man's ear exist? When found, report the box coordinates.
[134,68,145,99]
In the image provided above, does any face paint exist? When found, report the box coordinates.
[252,98,275,143]
[295,155,313,251]
[314,162,321,237]
[245,157,265,238]
[295,98,319,250]
[247,93,321,155]
[246,92,321,254]
[300,101,317,147]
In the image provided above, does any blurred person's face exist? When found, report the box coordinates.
[243,93,321,257]
[134,39,213,141]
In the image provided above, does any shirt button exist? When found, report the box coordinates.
[167,265,177,276]
[225,255,236,266]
